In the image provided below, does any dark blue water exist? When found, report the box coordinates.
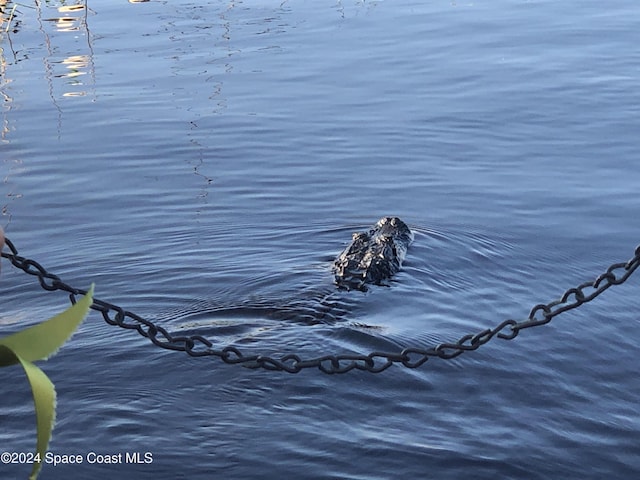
[2,1,640,479]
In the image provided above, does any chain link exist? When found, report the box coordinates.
[2,237,639,373]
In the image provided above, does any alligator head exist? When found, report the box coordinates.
[332,216,413,291]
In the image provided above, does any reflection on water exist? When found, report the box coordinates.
[1,1,95,103]
[1,0,19,33]
[1,2,21,226]
[40,0,94,98]
[0,39,10,144]
[54,54,91,97]
[1,0,22,145]
[2,1,95,224]
[49,3,86,32]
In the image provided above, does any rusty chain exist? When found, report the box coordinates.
[2,237,639,373]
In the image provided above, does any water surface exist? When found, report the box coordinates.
[1,1,640,479]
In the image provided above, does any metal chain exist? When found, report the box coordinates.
[2,237,639,373]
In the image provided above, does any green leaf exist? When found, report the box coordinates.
[0,285,94,364]
[0,286,94,480]
[0,346,56,480]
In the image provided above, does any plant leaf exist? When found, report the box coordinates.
[0,346,56,480]
[0,286,94,479]
[0,285,94,364]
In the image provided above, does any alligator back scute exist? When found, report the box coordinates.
[332,217,413,291]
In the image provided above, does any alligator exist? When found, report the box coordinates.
[156,217,413,334]
[332,216,413,291]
